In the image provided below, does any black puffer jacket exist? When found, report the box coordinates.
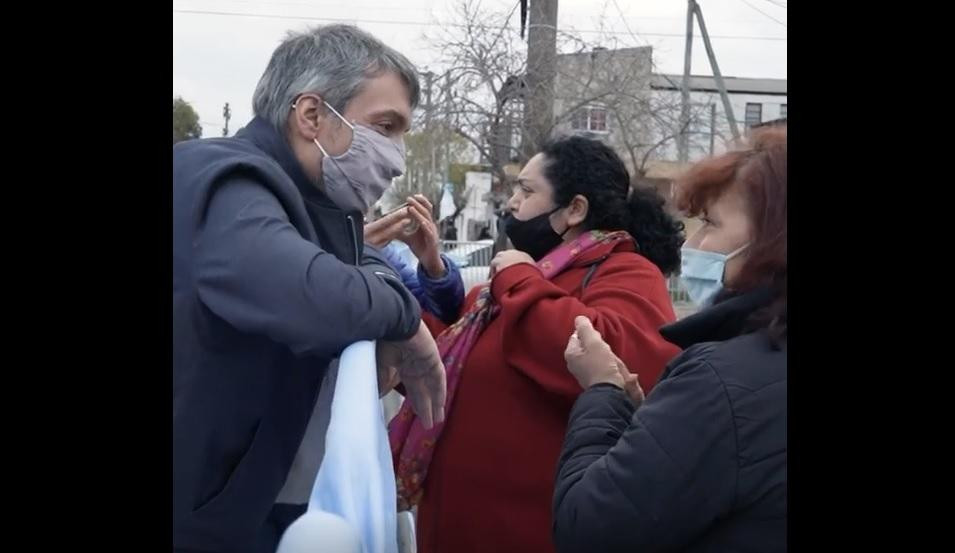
[553,287,787,553]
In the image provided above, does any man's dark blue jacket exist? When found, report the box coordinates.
[172,117,420,552]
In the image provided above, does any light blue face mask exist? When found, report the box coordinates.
[679,243,749,307]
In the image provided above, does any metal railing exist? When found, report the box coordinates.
[668,275,690,304]
[439,240,495,268]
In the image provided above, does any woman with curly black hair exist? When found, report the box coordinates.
[389,135,685,553]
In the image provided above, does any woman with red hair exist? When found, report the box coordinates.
[553,127,787,553]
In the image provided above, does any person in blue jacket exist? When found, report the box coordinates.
[365,194,465,326]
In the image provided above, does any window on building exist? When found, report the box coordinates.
[571,104,610,133]
[589,106,607,132]
[745,103,762,127]
[780,103,787,119]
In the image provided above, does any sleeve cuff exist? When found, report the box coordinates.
[585,382,642,409]
[417,254,453,284]
[588,382,625,392]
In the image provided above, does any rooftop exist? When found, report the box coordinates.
[652,74,787,95]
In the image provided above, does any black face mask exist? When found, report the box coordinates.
[504,206,570,261]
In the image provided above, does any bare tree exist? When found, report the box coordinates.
[390,122,470,214]
[637,85,741,170]
[419,0,721,238]
[549,32,715,178]
[424,2,665,214]
[625,93,715,177]
[425,1,528,187]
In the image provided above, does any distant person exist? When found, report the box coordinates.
[441,219,458,241]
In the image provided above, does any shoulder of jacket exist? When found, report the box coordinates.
[668,333,786,394]
[592,250,663,276]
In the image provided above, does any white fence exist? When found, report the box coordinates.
[439,240,495,267]
[440,240,495,291]
[668,275,689,304]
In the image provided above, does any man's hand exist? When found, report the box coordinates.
[376,363,400,398]
[377,321,447,428]
[365,207,413,250]
[397,195,444,278]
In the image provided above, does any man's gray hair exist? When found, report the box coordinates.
[252,24,421,130]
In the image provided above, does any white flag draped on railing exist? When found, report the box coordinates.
[277,340,398,553]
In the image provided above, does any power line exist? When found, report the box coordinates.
[185,0,785,20]
[172,8,787,41]
[738,0,787,28]
[610,0,650,47]
[486,0,522,56]
[609,0,682,91]
[182,0,433,11]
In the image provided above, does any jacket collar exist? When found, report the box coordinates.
[236,117,364,264]
[661,286,774,349]
[236,117,341,210]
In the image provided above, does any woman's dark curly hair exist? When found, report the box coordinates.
[539,135,685,276]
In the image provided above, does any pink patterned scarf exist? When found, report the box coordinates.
[388,230,630,510]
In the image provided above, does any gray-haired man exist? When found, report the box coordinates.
[173,25,446,552]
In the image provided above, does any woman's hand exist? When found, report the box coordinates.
[489,249,535,278]
[564,316,645,404]
[398,195,444,278]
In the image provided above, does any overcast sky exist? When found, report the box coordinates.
[173,0,787,136]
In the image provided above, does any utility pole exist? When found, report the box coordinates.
[709,103,716,156]
[522,0,558,160]
[679,1,694,162]
[423,70,436,202]
[443,72,452,196]
[680,0,740,160]
[222,102,231,137]
[693,1,740,140]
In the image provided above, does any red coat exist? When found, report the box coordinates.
[416,239,681,553]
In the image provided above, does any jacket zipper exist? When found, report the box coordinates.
[345,214,360,266]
